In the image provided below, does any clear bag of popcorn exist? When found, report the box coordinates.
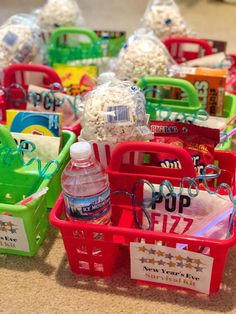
[33,0,84,64]
[34,0,84,35]
[141,0,194,40]
[115,29,174,82]
[80,79,153,144]
[0,14,41,68]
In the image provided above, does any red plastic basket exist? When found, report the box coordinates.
[0,63,82,136]
[50,142,236,294]
[163,37,213,64]
[1,64,62,121]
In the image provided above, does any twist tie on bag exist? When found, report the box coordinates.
[113,164,236,237]
[122,43,128,50]
[164,18,172,25]
[17,140,60,179]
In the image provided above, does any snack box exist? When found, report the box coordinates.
[171,66,228,117]
[6,110,62,137]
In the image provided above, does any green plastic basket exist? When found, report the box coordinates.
[0,127,75,256]
[138,76,236,151]
[48,27,104,66]
[94,30,126,57]
[137,76,202,120]
[217,93,236,151]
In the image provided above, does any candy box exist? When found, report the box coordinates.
[171,66,228,116]
[53,64,97,96]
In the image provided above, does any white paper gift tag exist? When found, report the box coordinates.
[130,242,213,294]
[0,215,29,252]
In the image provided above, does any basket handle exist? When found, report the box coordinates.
[0,124,23,169]
[3,64,62,88]
[0,124,17,148]
[163,37,213,56]
[137,76,200,108]
[50,27,100,47]
[108,142,196,178]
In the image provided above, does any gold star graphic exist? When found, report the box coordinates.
[194,259,204,265]
[186,257,194,263]
[138,245,147,253]
[6,222,14,227]
[175,255,184,261]
[185,263,193,269]
[148,258,156,265]
[168,261,176,268]
[156,250,164,256]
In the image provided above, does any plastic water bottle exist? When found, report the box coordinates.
[61,141,111,225]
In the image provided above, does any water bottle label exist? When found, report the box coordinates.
[64,187,111,220]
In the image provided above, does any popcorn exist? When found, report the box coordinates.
[35,0,84,31]
[142,0,193,40]
[115,31,173,82]
[80,80,153,143]
[0,15,41,68]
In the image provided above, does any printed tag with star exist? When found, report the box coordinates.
[0,215,29,252]
[130,242,213,294]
